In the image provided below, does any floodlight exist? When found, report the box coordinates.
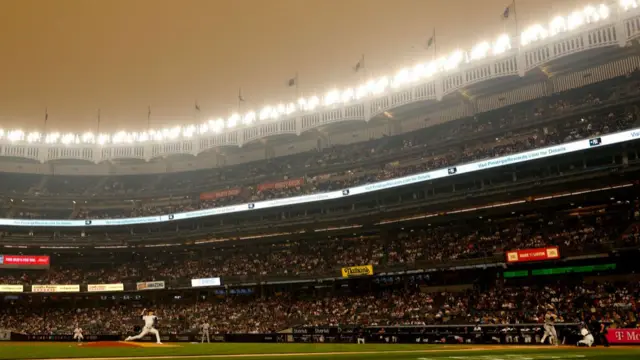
[392,68,410,88]
[227,114,239,128]
[355,84,368,99]
[243,112,256,125]
[285,102,296,115]
[27,132,41,143]
[307,96,320,111]
[324,90,339,106]
[214,118,225,131]
[61,133,76,145]
[341,88,354,103]
[443,51,463,71]
[97,134,109,145]
[521,24,548,46]
[492,34,511,55]
[412,63,427,79]
[621,0,638,11]
[470,42,490,61]
[372,77,389,95]
[7,130,24,142]
[598,4,610,19]
[567,11,584,30]
[81,132,94,143]
[550,16,567,36]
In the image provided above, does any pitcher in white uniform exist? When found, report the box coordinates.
[125,308,162,344]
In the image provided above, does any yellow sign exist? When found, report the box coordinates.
[341,265,374,278]
[31,285,80,293]
[87,284,124,292]
[0,284,23,293]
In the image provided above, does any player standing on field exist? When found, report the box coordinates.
[125,308,162,344]
[73,325,83,343]
[201,322,210,343]
[541,309,558,346]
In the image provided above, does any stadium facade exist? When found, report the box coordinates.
[1,2,640,347]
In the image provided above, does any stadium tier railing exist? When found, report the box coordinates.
[1,124,640,228]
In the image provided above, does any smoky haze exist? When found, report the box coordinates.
[0,0,584,133]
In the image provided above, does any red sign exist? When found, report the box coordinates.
[258,178,304,192]
[0,255,49,266]
[606,329,640,344]
[506,247,559,263]
[199,188,241,201]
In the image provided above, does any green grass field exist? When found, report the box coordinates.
[0,343,638,360]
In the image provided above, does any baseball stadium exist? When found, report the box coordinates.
[2,0,640,360]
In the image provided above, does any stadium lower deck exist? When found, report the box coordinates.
[0,343,638,360]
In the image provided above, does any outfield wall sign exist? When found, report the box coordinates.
[87,284,124,292]
[191,277,221,287]
[0,129,638,228]
[607,328,640,344]
[136,281,165,290]
[31,285,80,293]
[0,255,50,269]
[341,265,374,278]
[0,285,24,293]
[506,247,560,263]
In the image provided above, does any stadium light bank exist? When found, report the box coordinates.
[0,0,636,146]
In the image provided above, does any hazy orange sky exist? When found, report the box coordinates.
[0,0,587,132]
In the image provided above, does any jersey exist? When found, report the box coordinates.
[74,328,82,335]
[202,323,210,331]
[544,314,556,325]
[580,328,590,336]
[142,315,157,328]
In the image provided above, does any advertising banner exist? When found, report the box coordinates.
[506,247,560,263]
[87,284,124,292]
[31,285,80,293]
[0,285,24,293]
[136,281,166,291]
[199,188,241,201]
[0,255,50,269]
[341,265,374,278]
[257,178,304,192]
[191,278,221,287]
[606,329,640,344]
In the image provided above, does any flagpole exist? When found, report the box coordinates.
[147,106,151,130]
[237,88,243,114]
[363,54,369,80]
[44,108,48,132]
[97,109,101,134]
[433,28,437,61]
[513,0,519,42]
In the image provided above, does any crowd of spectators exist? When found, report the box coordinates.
[0,280,638,335]
[2,74,638,220]
[0,199,635,285]
[53,102,637,220]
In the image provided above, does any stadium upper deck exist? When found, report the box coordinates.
[0,1,639,172]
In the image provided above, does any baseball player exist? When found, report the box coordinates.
[201,322,210,343]
[541,309,558,346]
[577,323,594,347]
[125,308,162,344]
[73,326,84,343]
